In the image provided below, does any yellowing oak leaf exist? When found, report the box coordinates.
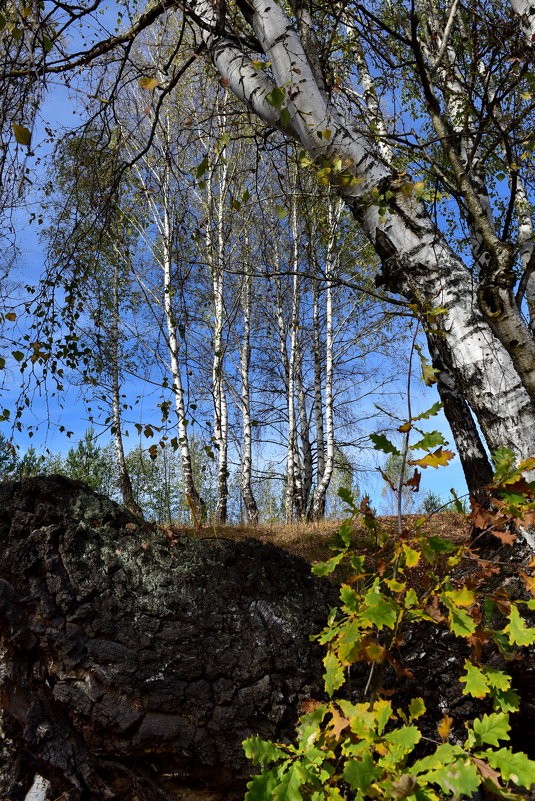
[437,714,453,741]
[408,448,455,469]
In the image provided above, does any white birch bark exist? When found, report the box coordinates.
[311,198,340,519]
[511,0,535,44]
[160,177,206,521]
[240,245,258,523]
[312,275,325,499]
[203,111,230,524]
[285,187,304,521]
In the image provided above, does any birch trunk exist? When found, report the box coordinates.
[311,199,339,519]
[312,276,325,508]
[204,114,230,525]
[240,252,259,524]
[161,186,206,522]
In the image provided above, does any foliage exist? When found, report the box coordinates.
[243,415,535,801]
[63,429,115,494]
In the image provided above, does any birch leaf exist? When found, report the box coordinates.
[139,77,159,90]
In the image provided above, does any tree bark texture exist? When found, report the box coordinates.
[0,476,334,800]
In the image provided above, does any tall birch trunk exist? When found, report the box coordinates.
[240,249,258,523]
[312,276,325,505]
[286,184,305,520]
[311,199,339,519]
[203,113,230,525]
[161,184,206,522]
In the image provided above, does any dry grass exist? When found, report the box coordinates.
[163,512,471,565]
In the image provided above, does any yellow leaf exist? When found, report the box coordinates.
[5,312,16,321]
[139,77,159,90]
[437,714,453,741]
[12,122,31,146]
[444,587,475,607]
[413,180,425,196]
[408,448,455,469]
[403,545,420,567]
[322,128,332,140]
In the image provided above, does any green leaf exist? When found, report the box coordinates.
[483,666,511,691]
[410,743,465,774]
[312,551,345,576]
[275,203,288,220]
[415,345,439,386]
[460,661,489,698]
[0,357,5,369]
[343,753,382,791]
[337,518,352,547]
[487,748,535,787]
[362,580,400,629]
[374,698,393,735]
[425,536,457,554]
[297,704,328,746]
[442,598,476,636]
[243,735,288,765]
[492,447,516,482]
[323,652,345,696]
[410,431,447,451]
[12,122,31,146]
[472,713,510,746]
[340,584,358,612]
[504,604,535,646]
[383,725,421,762]
[266,87,285,108]
[245,769,281,801]
[337,486,357,509]
[491,687,520,713]
[428,759,480,796]
[12,350,24,362]
[280,107,291,128]
[413,402,443,421]
[196,157,209,178]
[370,432,400,455]
[408,697,426,721]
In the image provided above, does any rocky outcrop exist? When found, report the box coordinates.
[0,476,336,800]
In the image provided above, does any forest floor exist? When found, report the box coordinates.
[163,512,471,565]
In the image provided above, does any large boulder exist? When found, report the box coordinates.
[0,475,336,800]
